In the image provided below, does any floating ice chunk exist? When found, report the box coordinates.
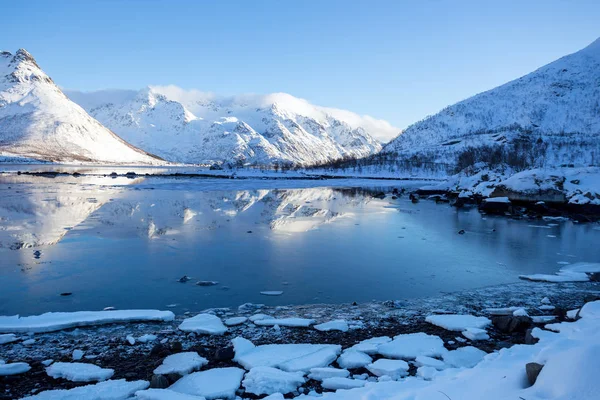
[0,333,18,344]
[242,367,305,395]
[485,306,521,316]
[321,377,367,390]
[378,333,447,359]
[126,335,136,345]
[414,356,445,370]
[336,350,372,369]
[308,367,350,381]
[224,317,247,326]
[138,334,157,343]
[233,339,340,372]
[249,314,270,322]
[22,338,36,345]
[532,316,556,323]
[314,320,349,332]
[179,314,227,335]
[0,362,30,376]
[254,318,315,328]
[350,336,391,355]
[21,379,149,399]
[0,310,175,333]
[416,366,438,380]
[425,314,491,331]
[442,346,486,368]
[366,359,409,380]
[462,328,490,341]
[541,297,551,304]
[46,362,114,382]
[135,389,206,400]
[168,367,245,400]
[42,359,54,367]
[260,291,284,296]
[483,197,510,203]
[72,349,84,360]
[154,352,208,375]
[539,305,556,311]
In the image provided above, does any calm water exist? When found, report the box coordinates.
[1,169,599,316]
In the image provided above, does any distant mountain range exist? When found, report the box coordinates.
[383,37,600,170]
[65,87,386,166]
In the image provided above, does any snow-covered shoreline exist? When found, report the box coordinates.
[1,279,598,399]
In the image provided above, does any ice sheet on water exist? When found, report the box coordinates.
[168,367,245,400]
[442,346,487,368]
[350,336,391,355]
[224,317,247,326]
[178,314,227,335]
[425,314,491,331]
[377,333,447,360]
[154,352,208,375]
[307,367,350,381]
[135,389,206,400]
[21,379,149,400]
[314,320,349,332]
[336,350,372,369]
[321,377,367,390]
[46,362,114,382]
[0,362,30,376]
[242,366,305,395]
[366,359,409,380]
[254,318,315,328]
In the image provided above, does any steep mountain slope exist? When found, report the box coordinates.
[66,88,386,166]
[0,50,162,164]
[383,38,600,169]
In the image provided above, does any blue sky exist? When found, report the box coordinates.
[3,0,600,136]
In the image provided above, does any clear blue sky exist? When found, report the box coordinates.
[3,0,599,132]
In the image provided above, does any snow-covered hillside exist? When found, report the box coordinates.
[66,87,386,166]
[0,50,162,164]
[383,38,600,169]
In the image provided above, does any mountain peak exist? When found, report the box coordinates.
[13,49,39,67]
[581,36,600,57]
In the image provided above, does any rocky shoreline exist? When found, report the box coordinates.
[2,280,598,399]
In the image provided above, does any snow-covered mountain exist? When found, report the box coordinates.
[383,38,600,169]
[66,87,387,166]
[0,49,162,164]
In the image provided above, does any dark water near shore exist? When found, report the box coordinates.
[1,169,599,316]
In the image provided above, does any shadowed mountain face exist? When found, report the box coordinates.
[383,38,600,169]
[0,50,162,164]
[66,88,384,166]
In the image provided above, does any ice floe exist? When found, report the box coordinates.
[0,310,174,333]
[22,379,149,399]
[154,352,208,375]
[0,361,31,376]
[462,327,490,341]
[46,362,114,382]
[442,346,487,368]
[377,332,447,359]
[178,314,227,335]
[336,350,372,369]
[224,317,248,326]
[321,377,367,390]
[414,355,445,370]
[134,389,206,400]
[260,291,284,296]
[307,367,350,381]
[253,318,315,328]
[0,333,18,344]
[349,336,391,355]
[366,359,409,380]
[425,314,491,331]
[313,320,349,332]
[168,367,245,400]
[242,366,305,395]
[519,262,600,283]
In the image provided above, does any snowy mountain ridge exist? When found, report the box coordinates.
[66,86,387,166]
[0,49,162,164]
[383,37,600,169]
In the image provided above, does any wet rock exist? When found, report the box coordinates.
[109,172,118,177]
[33,250,42,259]
[588,272,600,282]
[215,346,235,361]
[554,307,567,320]
[492,316,532,334]
[247,230,253,234]
[570,179,580,185]
[167,373,182,384]
[584,295,600,303]
[72,172,81,177]
[479,198,513,215]
[150,343,170,357]
[373,192,386,199]
[60,292,72,296]
[171,341,183,353]
[178,275,191,283]
[150,374,170,389]
[524,329,538,345]
[526,362,544,385]
[196,281,219,286]
[409,193,419,203]
[391,196,398,200]
[458,230,466,235]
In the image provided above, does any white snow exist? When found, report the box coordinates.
[462,327,490,341]
[21,379,149,400]
[425,314,491,331]
[233,337,341,372]
[0,361,30,375]
[224,317,248,326]
[520,262,600,283]
[307,367,350,381]
[321,377,367,390]
[178,314,227,335]
[366,359,409,380]
[134,389,206,400]
[154,352,208,375]
[168,367,245,400]
[512,308,529,317]
[0,310,175,333]
[46,362,114,382]
[377,332,447,359]
[350,336,391,355]
[254,318,315,328]
[126,335,136,345]
[442,346,487,368]
[314,320,349,332]
[414,356,445,370]
[72,349,84,360]
[336,350,372,369]
[242,366,305,395]
[416,366,439,380]
[0,333,18,344]
[138,334,157,343]
[249,314,271,322]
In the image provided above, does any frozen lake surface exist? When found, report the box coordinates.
[1,167,599,315]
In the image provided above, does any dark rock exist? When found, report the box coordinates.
[526,362,544,385]
[171,341,183,353]
[584,295,600,303]
[373,192,386,199]
[178,275,191,283]
[458,229,466,235]
[33,250,42,259]
[247,230,253,234]
[570,179,580,185]
[409,193,419,203]
[109,172,118,177]
[392,188,399,195]
[150,343,170,357]
[124,372,137,379]
[588,272,600,282]
[215,346,235,361]
[554,307,567,320]
[492,316,532,334]
[525,329,538,345]
[60,292,72,296]
[167,373,182,384]
[150,374,170,389]
[391,196,398,200]
[72,172,81,177]
[479,198,513,215]
[352,301,358,306]
[196,281,219,286]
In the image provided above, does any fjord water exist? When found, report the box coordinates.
[0,170,598,316]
